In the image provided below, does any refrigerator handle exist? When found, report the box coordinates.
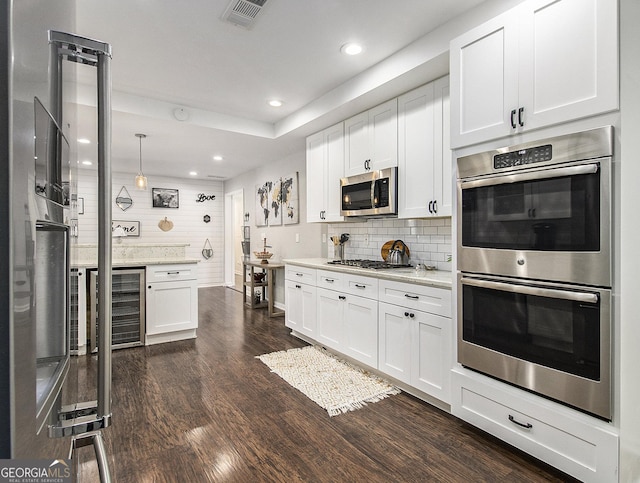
[96,41,112,423]
[47,34,113,483]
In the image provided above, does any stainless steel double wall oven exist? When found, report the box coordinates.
[456,126,613,420]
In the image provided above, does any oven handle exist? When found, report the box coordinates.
[461,277,599,304]
[459,163,599,189]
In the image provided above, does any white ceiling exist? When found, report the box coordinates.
[73,0,486,181]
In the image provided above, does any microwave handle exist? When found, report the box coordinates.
[461,276,599,304]
[372,179,378,208]
[459,163,599,190]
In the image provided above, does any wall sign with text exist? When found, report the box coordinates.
[196,193,216,202]
[112,220,140,237]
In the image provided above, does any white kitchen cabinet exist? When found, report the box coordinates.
[306,122,344,222]
[316,280,379,367]
[450,0,618,148]
[378,280,452,403]
[285,279,317,338]
[398,76,452,219]
[452,369,619,482]
[146,263,198,344]
[344,99,398,176]
[378,301,412,384]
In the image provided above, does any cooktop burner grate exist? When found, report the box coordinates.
[326,259,412,269]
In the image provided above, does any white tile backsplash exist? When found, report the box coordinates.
[328,217,452,271]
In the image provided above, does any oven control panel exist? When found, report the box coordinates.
[494,144,552,169]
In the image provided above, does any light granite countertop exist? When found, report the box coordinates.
[283,258,453,290]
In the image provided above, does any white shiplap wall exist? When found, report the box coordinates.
[77,169,224,287]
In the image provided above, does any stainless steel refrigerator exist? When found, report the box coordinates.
[1,1,114,479]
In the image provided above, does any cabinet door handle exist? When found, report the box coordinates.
[428,200,433,213]
[404,311,409,317]
[148,285,152,289]
[295,284,301,289]
[338,295,346,300]
[432,200,437,213]
[508,414,533,429]
[531,208,536,218]
[404,294,419,300]
[354,284,366,289]
[518,107,524,127]
[510,109,517,129]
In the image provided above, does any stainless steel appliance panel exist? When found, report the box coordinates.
[458,273,611,420]
[457,127,612,287]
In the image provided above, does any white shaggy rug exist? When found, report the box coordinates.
[257,345,400,417]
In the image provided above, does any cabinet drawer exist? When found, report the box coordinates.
[146,263,197,283]
[452,371,618,482]
[285,265,316,285]
[344,273,378,300]
[379,280,451,317]
[317,269,345,291]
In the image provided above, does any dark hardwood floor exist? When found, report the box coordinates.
[76,286,576,482]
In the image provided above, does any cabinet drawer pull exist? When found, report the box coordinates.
[167,271,180,275]
[508,414,532,429]
[404,294,419,300]
[325,278,335,283]
[338,295,346,300]
[295,284,301,289]
[354,284,366,289]
[296,273,304,277]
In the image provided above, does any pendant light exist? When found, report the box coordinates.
[134,133,148,190]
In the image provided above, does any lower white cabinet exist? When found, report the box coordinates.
[146,263,198,344]
[378,293,451,404]
[316,286,378,367]
[285,279,317,338]
[452,369,618,482]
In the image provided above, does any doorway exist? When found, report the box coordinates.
[224,189,244,291]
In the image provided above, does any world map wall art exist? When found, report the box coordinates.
[255,172,299,227]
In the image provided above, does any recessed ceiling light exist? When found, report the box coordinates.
[189,171,198,176]
[78,138,91,144]
[341,42,363,55]
[81,160,93,166]
[213,155,223,161]
[268,99,283,107]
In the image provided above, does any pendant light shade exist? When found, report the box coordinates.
[135,133,148,190]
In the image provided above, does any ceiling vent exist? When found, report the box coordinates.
[207,174,227,180]
[221,0,268,29]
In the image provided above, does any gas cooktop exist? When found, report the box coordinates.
[326,259,412,270]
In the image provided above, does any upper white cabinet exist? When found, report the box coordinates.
[306,122,344,223]
[344,99,398,177]
[398,76,452,218]
[450,0,618,148]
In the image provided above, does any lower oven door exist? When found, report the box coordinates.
[458,273,611,420]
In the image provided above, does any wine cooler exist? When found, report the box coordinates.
[90,268,146,351]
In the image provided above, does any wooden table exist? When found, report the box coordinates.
[242,260,285,317]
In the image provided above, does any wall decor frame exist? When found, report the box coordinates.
[112,220,140,237]
[281,171,299,225]
[152,188,179,208]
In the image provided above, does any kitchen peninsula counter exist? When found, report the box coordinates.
[283,258,452,290]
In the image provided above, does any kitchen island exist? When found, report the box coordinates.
[72,244,199,354]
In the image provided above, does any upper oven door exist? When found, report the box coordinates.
[457,157,611,286]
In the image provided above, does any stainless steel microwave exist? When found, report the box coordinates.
[340,167,397,217]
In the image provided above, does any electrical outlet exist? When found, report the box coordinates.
[295,233,300,243]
